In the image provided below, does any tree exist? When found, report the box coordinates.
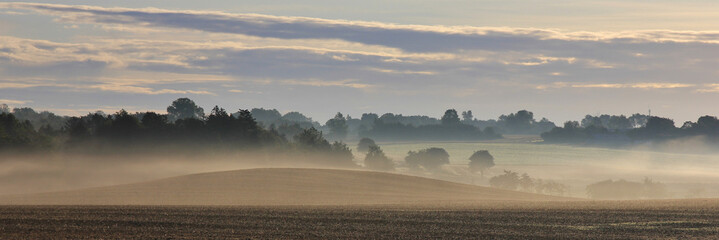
[0,104,9,114]
[249,108,282,127]
[282,111,312,123]
[107,110,142,141]
[644,117,676,136]
[293,127,331,151]
[468,150,495,177]
[364,145,394,171]
[461,110,473,122]
[441,109,460,125]
[499,110,534,133]
[330,141,355,166]
[695,115,719,135]
[519,173,534,192]
[405,147,450,171]
[489,170,520,190]
[167,98,204,122]
[141,112,169,130]
[356,137,377,153]
[325,112,348,140]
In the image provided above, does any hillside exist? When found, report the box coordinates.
[0,168,569,205]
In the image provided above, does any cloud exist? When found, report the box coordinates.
[0,99,32,105]
[86,83,214,95]
[2,3,719,122]
[695,84,719,93]
[6,2,719,54]
[281,79,374,89]
[537,82,695,90]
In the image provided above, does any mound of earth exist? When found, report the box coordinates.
[0,168,569,205]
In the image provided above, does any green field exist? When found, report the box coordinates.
[373,140,719,198]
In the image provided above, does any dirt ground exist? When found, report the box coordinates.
[2,201,718,239]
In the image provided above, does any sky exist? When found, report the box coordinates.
[1,1,719,123]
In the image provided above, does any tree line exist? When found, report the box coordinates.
[541,114,719,147]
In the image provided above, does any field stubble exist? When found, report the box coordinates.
[2,200,719,239]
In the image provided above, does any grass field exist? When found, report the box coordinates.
[2,202,719,239]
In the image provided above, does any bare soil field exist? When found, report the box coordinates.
[2,168,718,239]
[2,202,719,239]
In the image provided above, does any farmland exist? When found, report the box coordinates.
[2,202,719,239]
[377,141,719,198]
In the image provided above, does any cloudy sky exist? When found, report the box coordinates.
[1,1,719,123]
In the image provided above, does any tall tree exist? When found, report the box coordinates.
[167,98,205,122]
[441,109,460,125]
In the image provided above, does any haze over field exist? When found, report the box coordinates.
[4,1,719,239]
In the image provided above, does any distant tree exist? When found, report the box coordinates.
[581,115,603,128]
[329,141,355,166]
[361,113,379,123]
[405,147,450,171]
[489,170,520,190]
[628,113,649,128]
[364,145,394,171]
[641,177,667,199]
[519,173,534,192]
[441,109,461,125]
[607,115,632,130]
[65,117,89,143]
[461,110,474,122]
[282,111,312,123]
[498,110,534,133]
[0,112,40,149]
[586,179,643,200]
[140,112,169,130]
[325,112,348,140]
[564,121,580,129]
[694,115,719,135]
[249,108,282,127]
[108,109,142,141]
[642,116,676,137]
[167,98,204,122]
[0,104,9,114]
[356,137,377,153]
[468,150,494,177]
[293,127,331,151]
[277,123,304,139]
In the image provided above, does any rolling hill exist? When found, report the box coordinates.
[0,168,570,205]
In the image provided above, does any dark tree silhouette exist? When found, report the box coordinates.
[468,150,495,177]
[364,145,394,171]
[167,98,204,122]
[441,109,460,125]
